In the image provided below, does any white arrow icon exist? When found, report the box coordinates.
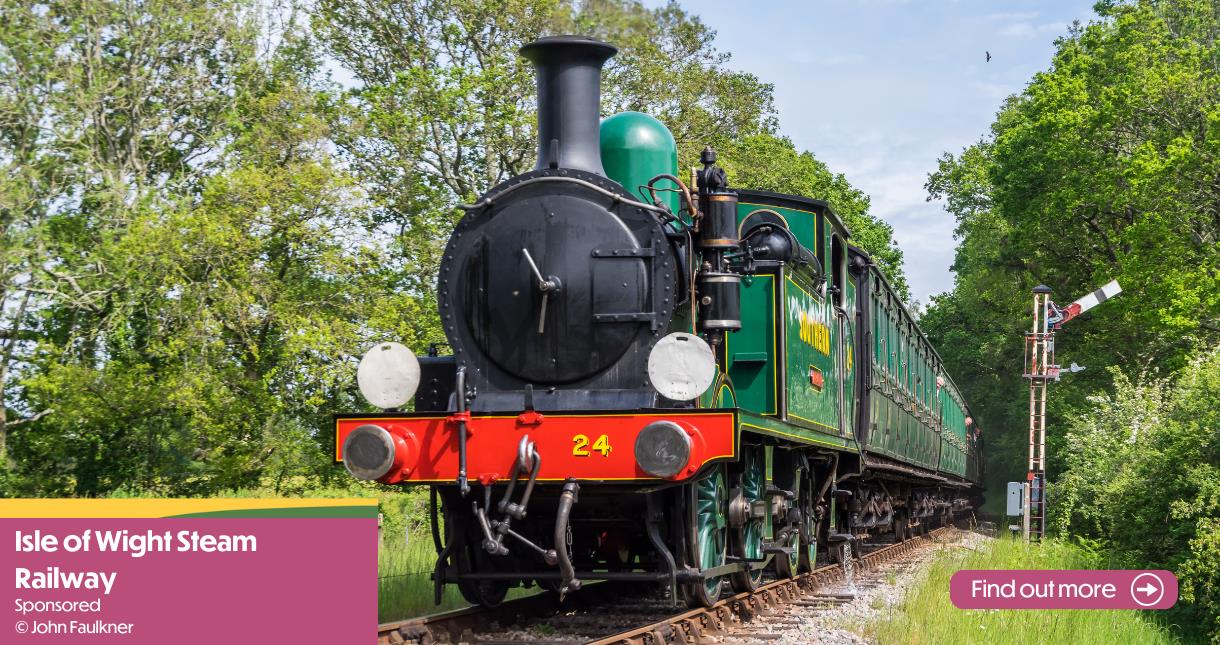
[1130,573,1165,607]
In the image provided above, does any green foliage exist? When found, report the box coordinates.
[0,2,379,495]
[718,133,908,298]
[0,0,905,499]
[921,0,1220,489]
[870,535,1178,645]
[1055,350,1220,642]
[921,1,1220,639]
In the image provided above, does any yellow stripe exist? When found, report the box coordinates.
[741,422,851,450]
[0,498,377,518]
[785,412,844,431]
[739,201,818,216]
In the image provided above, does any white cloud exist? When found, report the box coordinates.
[788,51,865,66]
[999,22,1036,37]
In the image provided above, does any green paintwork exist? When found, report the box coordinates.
[600,112,678,212]
[726,196,856,444]
[737,198,822,261]
[713,190,976,484]
[783,273,841,435]
[862,265,970,476]
[798,471,817,569]
[741,446,765,560]
[843,278,858,438]
[737,410,855,450]
[736,445,766,588]
[727,274,777,414]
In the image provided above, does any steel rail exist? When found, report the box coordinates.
[589,525,956,645]
[376,525,957,645]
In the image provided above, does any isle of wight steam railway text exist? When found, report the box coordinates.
[14,530,257,595]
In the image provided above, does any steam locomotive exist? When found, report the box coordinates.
[336,35,983,608]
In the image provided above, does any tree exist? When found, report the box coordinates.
[0,0,262,489]
[1054,351,1220,642]
[0,2,394,495]
[922,0,1220,491]
[315,0,910,340]
[718,133,908,298]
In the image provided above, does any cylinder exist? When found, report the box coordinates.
[700,191,739,248]
[697,272,742,331]
[520,36,617,176]
[600,111,679,211]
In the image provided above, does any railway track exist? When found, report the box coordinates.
[377,525,961,645]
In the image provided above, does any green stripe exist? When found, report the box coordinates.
[168,506,379,519]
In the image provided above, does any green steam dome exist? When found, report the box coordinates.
[600,112,679,214]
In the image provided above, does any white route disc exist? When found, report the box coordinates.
[647,332,717,401]
[357,342,421,409]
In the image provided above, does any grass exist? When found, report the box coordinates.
[377,529,539,623]
[377,530,471,622]
[867,536,1180,645]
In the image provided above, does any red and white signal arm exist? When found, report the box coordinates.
[1057,280,1122,327]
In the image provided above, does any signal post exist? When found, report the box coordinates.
[1021,281,1122,542]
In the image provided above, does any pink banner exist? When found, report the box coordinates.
[950,569,1178,610]
[4,518,376,643]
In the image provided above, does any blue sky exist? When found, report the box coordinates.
[642,0,1099,305]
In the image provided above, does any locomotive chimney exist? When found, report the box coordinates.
[520,36,617,176]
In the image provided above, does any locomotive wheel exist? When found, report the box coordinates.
[774,524,800,579]
[774,469,802,579]
[687,466,728,607]
[797,509,818,572]
[730,446,766,592]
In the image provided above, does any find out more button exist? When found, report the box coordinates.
[949,570,1178,610]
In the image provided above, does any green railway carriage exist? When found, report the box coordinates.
[701,185,983,553]
[856,261,979,480]
[719,189,981,486]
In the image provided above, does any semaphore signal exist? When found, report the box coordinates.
[1022,280,1122,542]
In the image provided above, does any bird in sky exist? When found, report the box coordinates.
[986,51,992,62]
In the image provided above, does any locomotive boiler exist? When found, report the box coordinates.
[335,35,984,608]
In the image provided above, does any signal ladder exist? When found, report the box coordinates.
[1023,287,1054,541]
[1027,375,1048,540]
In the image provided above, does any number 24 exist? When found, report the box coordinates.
[573,434,611,457]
